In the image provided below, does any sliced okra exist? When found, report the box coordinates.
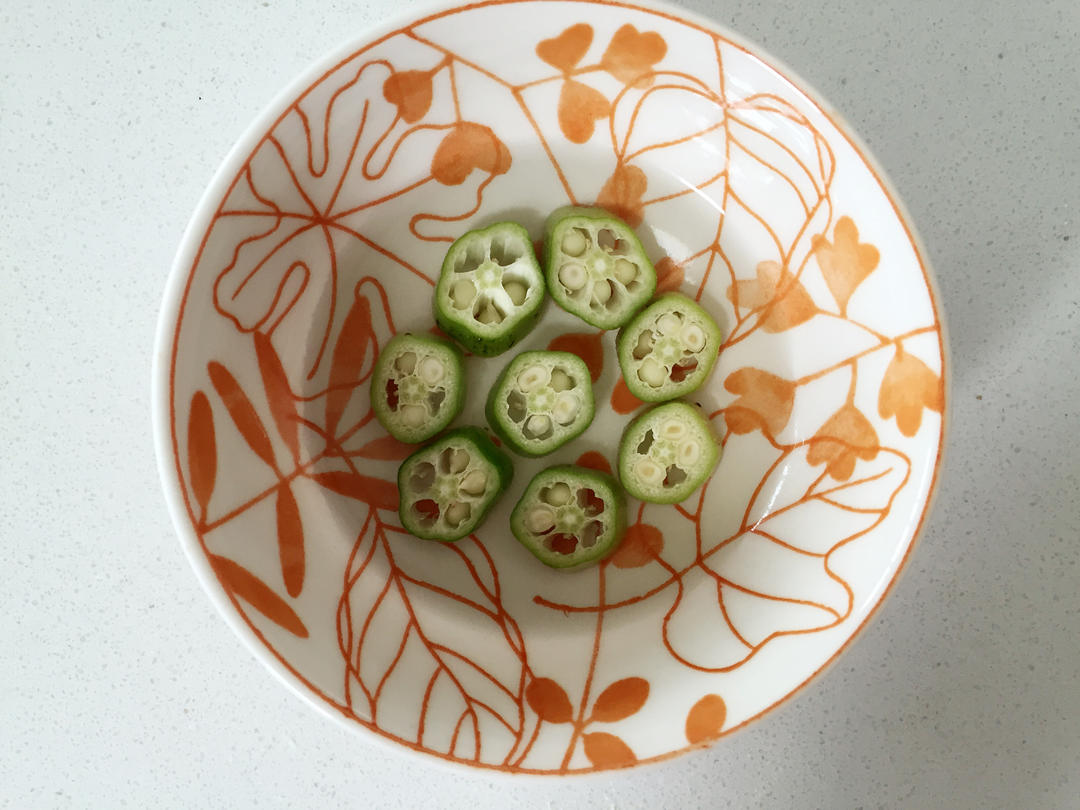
[543,206,657,329]
[434,222,545,356]
[511,465,626,569]
[616,293,723,402]
[485,350,595,457]
[397,427,513,542]
[617,402,719,504]
[371,333,465,443]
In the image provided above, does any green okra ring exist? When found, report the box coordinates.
[617,401,720,504]
[511,465,627,569]
[543,206,657,330]
[616,293,723,402]
[434,222,545,356]
[397,427,513,542]
[485,350,595,457]
[371,333,465,443]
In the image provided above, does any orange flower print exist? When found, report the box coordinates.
[536,23,593,72]
[723,368,796,436]
[536,24,611,144]
[806,403,880,481]
[601,24,667,88]
[727,260,817,332]
[381,68,434,123]
[812,216,880,313]
[430,122,511,185]
[654,257,685,294]
[597,163,647,227]
[878,347,944,436]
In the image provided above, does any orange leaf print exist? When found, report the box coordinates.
[431,122,512,186]
[276,484,305,598]
[211,555,308,638]
[547,332,603,382]
[310,470,399,511]
[254,332,300,463]
[878,347,944,437]
[583,732,636,768]
[596,163,646,227]
[723,368,796,436]
[812,216,880,313]
[806,403,879,481]
[353,434,413,461]
[324,295,373,439]
[600,24,667,87]
[187,391,217,521]
[536,23,593,72]
[382,69,433,124]
[610,376,644,414]
[526,677,574,723]
[558,80,610,144]
[207,361,277,471]
[591,677,649,722]
[575,451,612,475]
[727,261,816,333]
[685,694,726,744]
[655,257,685,295]
[610,522,664,569]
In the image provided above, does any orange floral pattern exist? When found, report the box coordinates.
[163,0,944,775]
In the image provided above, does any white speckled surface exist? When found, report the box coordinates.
[2,0,1077,806]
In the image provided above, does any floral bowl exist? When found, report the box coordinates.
[153,0,946,774]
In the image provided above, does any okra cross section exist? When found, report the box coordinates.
[434,222,545,356]
[618,402,720,504]
[511,465,627,569]
[397,427,513,542]
[485,350,595,457]
[616,293,723,402]
[371,333,465,443]
[543,206,657,329]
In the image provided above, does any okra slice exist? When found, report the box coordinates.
[485,350,595,457]
[434,222,545,356]
[397,427,513,542]
[616,293,723,402]
[543,206,657,329]
[617,402,720,504]
[371,333,465,443]
[511,465,627,569]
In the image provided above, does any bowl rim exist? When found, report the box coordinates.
[151,0,949,777]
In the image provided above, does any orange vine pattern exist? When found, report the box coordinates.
[167,1,944,773]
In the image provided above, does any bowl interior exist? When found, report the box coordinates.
[159,0,944,774]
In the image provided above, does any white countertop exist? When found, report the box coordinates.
[3,0,1078,806]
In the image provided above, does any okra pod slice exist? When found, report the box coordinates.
[485,350,595,457]
[616,293,723,402]
[617,402,720,504]
[397,427,513,542]
[371,333,466,443]
[511,465,627,569]
[543,206,657,329]
[434,222,545,356]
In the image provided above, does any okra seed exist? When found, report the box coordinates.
[660,420,687,440]
[517,365,549,393]
[418,356,445,385]
[450,279,476,308]
[507,390,527,422]
[542,483,572,506]
[503,279,528,306]
[614,258,637,285]
[460,469,488,496]
[592,279,613,305]
[552,392,580,425]
[638,357,667,387]
[402,404,426,426]
[597,228,617,251]
[445,502,471,528]
[449,448,470,474]
[475,301,500,324]
[679,440,701,465]
[525,506,556,534]
[682,323,706,352]
[559,263,587,291]
[657,312,683,336]
[549,368,573,391]
[635,459,664,485]
[525,414,551,438]
[395,351,417,374]
[561,230,587,257]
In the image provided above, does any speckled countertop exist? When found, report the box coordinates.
[2,0,1077,807]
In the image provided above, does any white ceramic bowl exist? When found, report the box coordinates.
[154,0,946,774]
